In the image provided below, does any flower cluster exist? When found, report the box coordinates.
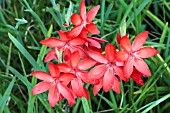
[31,0,158,107]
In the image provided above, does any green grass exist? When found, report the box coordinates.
[0,0,170,113]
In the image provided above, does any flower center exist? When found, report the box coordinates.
[82,19,87,27]
[55,78,58,83]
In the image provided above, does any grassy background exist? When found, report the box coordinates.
[0,0,170,113]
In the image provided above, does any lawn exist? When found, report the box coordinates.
[0,0,170,113]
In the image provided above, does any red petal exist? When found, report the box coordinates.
[132,31,149,51]
[31,82,50,95]
[135,47,159,58]
[88,51,108,64]
[86,78,99,85]
[57,63,71,72]
[48,62,60,78]
[77,71,99,84]
[93,78,103,96]
[71,79,84,97]
[80,0,86,20]
[103,68,114,92]
[58,83,75,103]
[70,51,80,69]
[40,37,65,48]
[113,66,128,82]
[71,13,82,25]
[58,30,69,41]
[116,61,124,67]
[82,87,90,99]
[111,78,120,94]
[105,44,116,62]
[116,33,121,44]
[78,58,96,70]
[90,37,108,43]
[68,101,76,107]
[115,51,128,62]
[133,58,151,76]
[68,37,86,46]
[120,36,131,52]
[131,69,145,86]
[80,28,87,39]
[44,49,57,62]
[76,71,88,82]
[87,5,100,23]
[69,25,83,38]
[59,73,76,85]
[63,48,71,61]
[31,71,53,82]
[88,65,107,79]
[71,46,88,59]
[86,23,100,34]
[124,57,134,78]
[87,38,101,48]
[48,83,60,107]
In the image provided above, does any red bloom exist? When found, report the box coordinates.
[88,44,128,94]
[69,0,100,38]
[31,62,76,107]
[30,0,158,107]
[40,30,87,62]
[57,51,97,98]
[115,31,159,78]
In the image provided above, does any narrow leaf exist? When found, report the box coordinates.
[8,33,40,70]
[0,77,16,113]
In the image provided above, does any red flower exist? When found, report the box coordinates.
[69,0,100,38]
[57,51,97,98]
[30,0,158,106]
[88,44,128,94]
[31,62,76,107]
[40,30,87,62]
[115,31,159,78]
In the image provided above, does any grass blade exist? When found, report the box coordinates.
[5,42,12,76]
[0,94,10,113]
[97,93,114,109]
[50,0,65,28]
[8,33,40,70]
[144,10,165,30]
[126,0,151,27]
[7,66,32,90]
[158,22,169,52]
[165,30,170,58]
[82,97,91,113]
[141,93,170,113]
[0,77,16,113]
[119,0,137,27]
[22,0,48,37]
[100,0,105,36]
[46,7,65,30]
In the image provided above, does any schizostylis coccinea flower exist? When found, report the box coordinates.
[115,31,158,78]
[31,63,76,107]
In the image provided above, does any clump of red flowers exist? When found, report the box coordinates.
[31,0,159,107]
